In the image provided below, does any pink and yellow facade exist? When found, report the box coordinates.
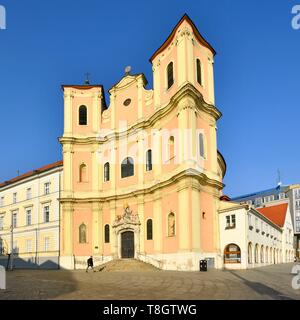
[59,15,226,270]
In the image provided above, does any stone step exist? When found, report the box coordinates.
[96,259,160,272]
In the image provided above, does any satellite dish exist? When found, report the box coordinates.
[125,66,131,75]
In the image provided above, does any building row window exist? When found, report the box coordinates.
[225,214,236,229]
[1,206,51,229]
[0,183,51,207]
[294,189,300,199]
[247,193,287,207]
[248,213,280,239]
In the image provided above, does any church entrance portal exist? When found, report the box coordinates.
[121,231,134,258]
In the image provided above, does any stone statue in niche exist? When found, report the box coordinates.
[168,213,175,237]
[79,223,87,243]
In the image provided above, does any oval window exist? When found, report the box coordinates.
[123,98,131,106]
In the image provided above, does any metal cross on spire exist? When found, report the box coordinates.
[84,72,90,85]
[277,169,282,188]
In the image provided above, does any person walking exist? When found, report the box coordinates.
[86,256,95,272]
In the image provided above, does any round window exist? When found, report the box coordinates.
[123,98,131,106]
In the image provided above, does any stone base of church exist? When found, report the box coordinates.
[138,251,223,271]
[59,255,114,270]
[59,252,224,271]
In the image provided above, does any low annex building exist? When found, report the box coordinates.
[219,200,295,269]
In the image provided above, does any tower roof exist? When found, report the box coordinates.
[149,13,216,62]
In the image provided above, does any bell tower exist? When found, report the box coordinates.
[150,14,216,108]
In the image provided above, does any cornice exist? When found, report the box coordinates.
[59,168,224,204]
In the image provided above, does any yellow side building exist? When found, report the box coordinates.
[0,161,62,269]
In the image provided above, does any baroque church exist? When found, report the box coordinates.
[0,14,295,271]
[59,14,226,270]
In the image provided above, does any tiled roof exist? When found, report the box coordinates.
[257,203,288,227]
[0,160,63,189]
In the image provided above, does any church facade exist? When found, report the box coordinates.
[59,15,226,270]
[0,15,295,271]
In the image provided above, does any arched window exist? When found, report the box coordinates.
[168,212,175,237]
[146,219,153,240]
[255,244,259,263]
[79,105,87,125]
[224,244,241,263]
[79,223,87,244]
[104,162,110,182]
[121,157,134,178]
[79,163,87,182]
[199,133,205,158]
[196,59,202,85]
[146,149,152,171]
[248,242,253,264]
[167,62,174,89]
[104,224,110,243]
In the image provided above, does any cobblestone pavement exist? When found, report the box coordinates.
[0,263,299,300]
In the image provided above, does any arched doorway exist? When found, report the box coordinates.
[112,205,141,259]
[121,231,134,258]
[224,243,241,264]
[248,242,253,264]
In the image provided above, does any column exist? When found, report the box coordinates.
[177,31,187,87]
[153,129,162,178]
[186,35,195,85]
[92,144,100,192]
[153,192,163,254]
[153,63,161,109]
[62,144,73,195]
[207,57,215,105]
[137,77,144,119]
[92,202,102,255]
[109,200,117,258]
[62,202,73,256]
[178,183,190,251]
[177,99,189,164]
[137,195,145,255]
[63,93,73,136]
[191,184,201,251]
[92,91,101,134]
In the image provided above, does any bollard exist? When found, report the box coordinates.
[0,265,5,290]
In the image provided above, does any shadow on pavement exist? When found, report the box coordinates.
[228,270,293,300]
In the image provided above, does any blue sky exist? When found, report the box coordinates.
[0,0,299,196]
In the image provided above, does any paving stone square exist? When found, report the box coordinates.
[0,262,299,300]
